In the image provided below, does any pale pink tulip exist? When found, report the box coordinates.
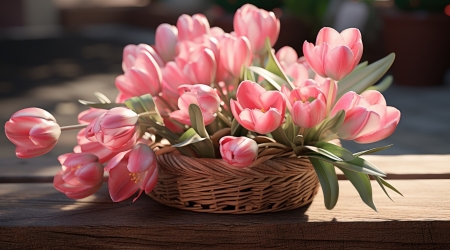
[105,144,159,202]
[234,4,280,54]
[182,48,216,84]
[210,26,225,39]
[219,34,252,77]
[5,108,61,158]
[160,61,190,110]
[53,153,104,199]
[122,44,164,70]
[155,23,178,63]
[230,80,286,134]
[303,27,363,80]
[331,90,400,143]
[78,108,107,124]
[74,129,116,163]
[116,49,162,101]
[170,84,220,126]
[276,46,298,68]
[85,107,138,151]
[282,85,327,128]
[219,136,258,168]
[177,14,210,41]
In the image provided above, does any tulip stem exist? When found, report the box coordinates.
[60,124,88,131]
[138,111,159,117]
[216,112,232,127]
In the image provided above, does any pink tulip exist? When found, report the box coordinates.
[105,144,159,202]
[122,44,164,70]
[177,14,210,41]
[155,23,178,63]
[5,108,61,158]
[230,80,286,134]
[170,84,220,126]
[78,108,107,124]
[74,129,116,163]
[210,26,225,39]
[182,48,216,84]
[219,34,252,77]
[85,107,138,152]
[116,49,162,101]
[331,90,401,143]
[276,46,298,68]
[303,27,363,81]
[219,136,258,168]
[160,61,190,110]
[53,153,104,199]
[234,4,280,54]
[282,85,327,128]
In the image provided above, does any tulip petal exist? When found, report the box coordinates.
[361,90,386,106]
[235,80,265,109]
[108,163,140,202]
[254,108,282,134]
[75,162,104,186]
[325,46,354,81]
[127,144,155,173]
[316,27,345,48]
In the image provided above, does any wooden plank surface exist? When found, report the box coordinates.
[1,155,449,182]
[1,180,449,248]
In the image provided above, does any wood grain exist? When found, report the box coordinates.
[0,180,449,249]
[1,155,449,182]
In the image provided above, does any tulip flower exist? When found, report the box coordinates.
[219,136,258,168]
[282,85,327,128]
[5,108,61,158]
[230,80,286,134]
[177,14,210,41]
[170,84,220,126]
[155,23,178,63]
[122,43,164,70]
[85,107,138,152]
[219,34,252,77]
[115,49,162,102]
[74,129,116,163]
[331,90,401,143]
[234,4,280,54]
[53,153,104,199]
[182,48,217,85]
[276,46,298,69]
[78,108,107,124]
[303,27,363,81]
[105,144,159,202]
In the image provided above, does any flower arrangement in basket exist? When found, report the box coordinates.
[5,4,402,213]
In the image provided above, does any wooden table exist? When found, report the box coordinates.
[1,155,449,249]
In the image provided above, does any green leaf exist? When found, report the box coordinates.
[94,92,111,104]
[188,104,209,138]
[353,61,368,72]
[339,168,377,211]
[304,146,343,161]
[125,94,163,124]
[367,75,393,93]
[271,127,294,148]
[263,38,295,90]
[305,154,386,177]
[304,110,345,144]
[247,66,287,91]
[231,118,247,137]
[315,141,355,161]
[375,176,403,197]
[310,158,339,210]
[172,128,206,147]
[242,67,256,82]
[78,100,126,109]
[283,112,298,142]
[337,53,395,99]
[353,144,393,157]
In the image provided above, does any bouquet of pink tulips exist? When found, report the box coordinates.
[4,4,402,211]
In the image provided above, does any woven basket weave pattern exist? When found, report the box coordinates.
[149,153,319,214]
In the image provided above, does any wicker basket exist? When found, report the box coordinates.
[148,153,319,214]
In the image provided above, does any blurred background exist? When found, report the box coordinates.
[1,0,450,160]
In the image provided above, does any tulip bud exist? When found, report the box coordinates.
[5,108,61,158]
[219,136,258,168]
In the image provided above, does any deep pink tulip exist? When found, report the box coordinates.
[5,108,61,158]
[170,84,220,126]
[105,144,159,202]
[177,14,210,41]
[282,85,327,128]
[230,80,286,134]
[53,153,104,199]
[74,129,116,163]
[219,34,252,77]
[219,136,258,168]
[116,49,162,101]
[330,90,400,143]
[234,4,280,54]
[122,44,164,70]
[85,107,138,152]
[155,23,178,63]
[303,27,363,81]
